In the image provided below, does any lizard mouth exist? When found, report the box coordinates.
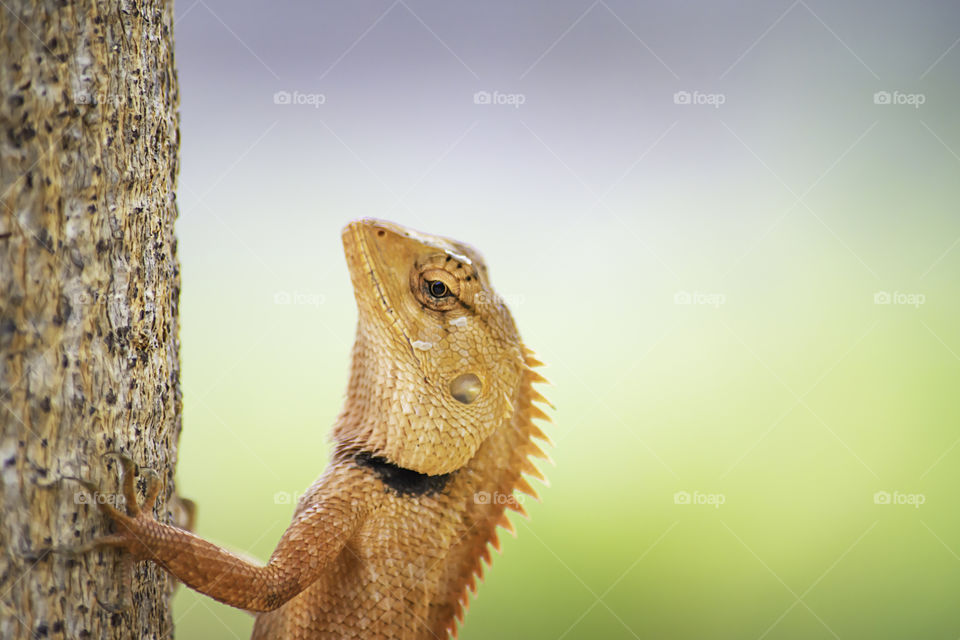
[341,219,419,358]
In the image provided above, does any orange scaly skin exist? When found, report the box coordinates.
[85,219,551,638]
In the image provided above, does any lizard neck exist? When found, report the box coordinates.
[351,451,454,496]
[330,346,551,638]
[331,324,524,475]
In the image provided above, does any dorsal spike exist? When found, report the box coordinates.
[527,443,551,462]
[529,388,555,409]
[527,423,552,443]
[525,368,550,384]
[528,405,552,423]
[496,513,516,535]
[519,460,546,482]
[514,477,539,500]
[505,499,528,517]
[523,349,546,368]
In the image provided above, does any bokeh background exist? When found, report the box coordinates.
[170,1,960,638]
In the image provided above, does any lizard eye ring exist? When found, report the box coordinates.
[413,268,460,310]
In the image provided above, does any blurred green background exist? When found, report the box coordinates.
[170,1,960,638]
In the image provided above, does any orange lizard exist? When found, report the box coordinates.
[81,219,552,638]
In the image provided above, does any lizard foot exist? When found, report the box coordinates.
[72,452,164,558]
[55,453,166,612]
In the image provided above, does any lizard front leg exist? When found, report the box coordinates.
[83,454,370,613]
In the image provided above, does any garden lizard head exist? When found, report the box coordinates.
[338,219,525,476]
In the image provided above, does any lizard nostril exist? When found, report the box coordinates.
[450,373,481,404]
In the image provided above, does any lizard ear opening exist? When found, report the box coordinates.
[450,373,482,404]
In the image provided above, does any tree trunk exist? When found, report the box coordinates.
[0,1,182,638]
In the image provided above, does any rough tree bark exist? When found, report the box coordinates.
[0,1,183,638]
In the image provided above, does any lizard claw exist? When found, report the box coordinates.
[95,594,133,615]
[102,452,144,517]
[140,467,163,515]
[93,553,136,615]
[61,453,164,560]
[45,455,169,614]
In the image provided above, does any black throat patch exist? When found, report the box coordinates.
[354,452,453,497]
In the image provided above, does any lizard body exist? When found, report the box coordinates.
[86,219,551,638]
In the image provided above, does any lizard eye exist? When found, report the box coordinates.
[413,267,460,311]
[428,280,449,298]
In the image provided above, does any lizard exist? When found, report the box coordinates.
[78,218,552,639]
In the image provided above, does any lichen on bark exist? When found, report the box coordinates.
[0,1,183,638]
